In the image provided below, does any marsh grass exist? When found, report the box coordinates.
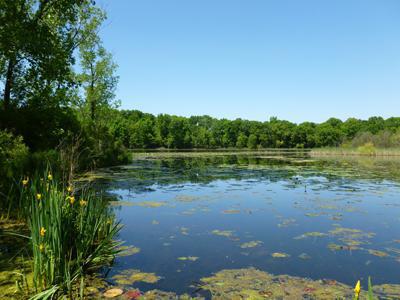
[19,172,121,299]
[310,147,400,157]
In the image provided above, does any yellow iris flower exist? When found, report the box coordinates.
[354,280,361,298]
[40,227,46,237]
[36,194,42,200]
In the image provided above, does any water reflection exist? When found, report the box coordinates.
[90,152,400,296]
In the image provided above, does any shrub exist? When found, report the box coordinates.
[0,130,29,184]
[357,142,376,156]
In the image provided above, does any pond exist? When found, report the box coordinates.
[89,151,400,298]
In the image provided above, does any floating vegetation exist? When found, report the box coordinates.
[112,269,160,285]
[211,229,235,238]
[136,201,166,208]
[329,226,375,248]
[222,209,240,214]
[240,240,263,248]
[328,243,344,251]
[368,249,389,257]
[117,245,141,257]
[175,195,201,202]
[180,227,190,235]
[277,218,296,227]
[109,200,134,206]
[200,268,355,299]
[294,231,327,239]
[177,256,199,261]
[305,212,323,217]
[298,253,311,260]
[271,252,290,258]
[103,288,123,298]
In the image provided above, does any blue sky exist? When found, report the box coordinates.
[97,0,400,123]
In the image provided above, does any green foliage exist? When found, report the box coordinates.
[0,130,28,183]
[104,111,400,150]
[22,172,120,299]
[357,142,376,156]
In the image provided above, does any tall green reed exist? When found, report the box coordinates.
[20,171,121,299]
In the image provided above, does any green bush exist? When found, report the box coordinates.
[0,130,29,182]
[357,142,376,156]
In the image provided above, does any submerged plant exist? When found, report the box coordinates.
[20,172,121,299]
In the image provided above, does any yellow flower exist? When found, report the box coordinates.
[40,227,46,237]
[36,193,42,201]
[69,196,75,205]
[47,173,53,181]
[79,199,87,207]
[39,243,44,252]
[67,185,73,193]
[22,178,29,186]
[354,280,361,298]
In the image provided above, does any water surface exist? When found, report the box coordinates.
[92,152,400,296]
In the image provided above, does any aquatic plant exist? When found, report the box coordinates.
[20,172,121,299]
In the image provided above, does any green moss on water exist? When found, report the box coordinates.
[240,241,262,249]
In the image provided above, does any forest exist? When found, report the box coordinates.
[106,110,400,149]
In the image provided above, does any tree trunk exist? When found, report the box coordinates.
[3,58,15,111]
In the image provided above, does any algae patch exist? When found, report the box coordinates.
[199,268,354,299]
[177,256,199,261]
[211,229,235,238]
[240,240,262,249]
[112,269,160,285]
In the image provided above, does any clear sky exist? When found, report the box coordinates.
[97,0,400,123]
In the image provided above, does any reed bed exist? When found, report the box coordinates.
[16,172,121,299]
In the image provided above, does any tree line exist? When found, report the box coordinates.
[107,110,400,149]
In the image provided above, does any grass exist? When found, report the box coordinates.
[310,147,400,157]
[6,171,121,299]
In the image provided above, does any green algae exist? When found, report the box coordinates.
[177,256,199,261]
[211,229,235,238]
[240,240,263,249]
[368,249,389,257]
[222,209,240,214]
[298,253,311,260]
[180,227,190,235]
[199,268,354,299]
[112,269,160,285]
[136,201,166,208]
[277,218,296,227]
[271,252,290,258]
[116,245,141,257]
[294,231,327,239]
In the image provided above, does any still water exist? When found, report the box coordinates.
[91,152,400,297]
